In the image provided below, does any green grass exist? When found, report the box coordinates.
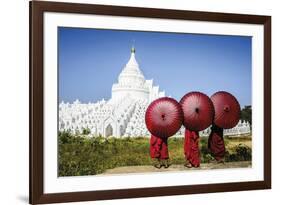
[58,131,252,176]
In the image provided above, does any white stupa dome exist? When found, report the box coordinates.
[112,47,152,101]
[117,47,146,86]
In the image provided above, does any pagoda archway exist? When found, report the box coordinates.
[119,125,124,136]
[105,124,113,137]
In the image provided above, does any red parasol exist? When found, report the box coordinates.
[145,97,183,138]
[211,91,241,129]
[180,92,214,131]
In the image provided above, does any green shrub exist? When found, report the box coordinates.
[82,127,91,135]
[225,144,252,162]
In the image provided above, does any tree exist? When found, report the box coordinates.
[240,105,252,125]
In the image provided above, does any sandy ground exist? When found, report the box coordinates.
[101,161,252,175]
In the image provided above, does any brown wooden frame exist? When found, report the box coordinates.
[30,1,271,204]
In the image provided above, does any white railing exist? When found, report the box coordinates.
[199,120,251,137]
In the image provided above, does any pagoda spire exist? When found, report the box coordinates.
[131,45,136,53]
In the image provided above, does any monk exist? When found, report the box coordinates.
[150,135,170,168]
[208,124,225,162]
[184,129,200,168]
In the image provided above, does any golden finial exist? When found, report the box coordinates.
[131,46,136,53]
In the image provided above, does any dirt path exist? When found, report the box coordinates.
[101,161,252,175]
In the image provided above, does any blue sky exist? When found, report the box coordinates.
[58,27,252,107]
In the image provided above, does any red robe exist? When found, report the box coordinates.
[208,125,225,161]
[150,135,169,159]
[184,129,200,167]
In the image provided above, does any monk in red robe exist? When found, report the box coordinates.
[208,125,225,162]
[150,135,161,159]
[184,129,200,168]
[150,135,170,168]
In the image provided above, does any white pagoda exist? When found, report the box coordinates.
[59,47,165,137]
[59,47,251,138]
